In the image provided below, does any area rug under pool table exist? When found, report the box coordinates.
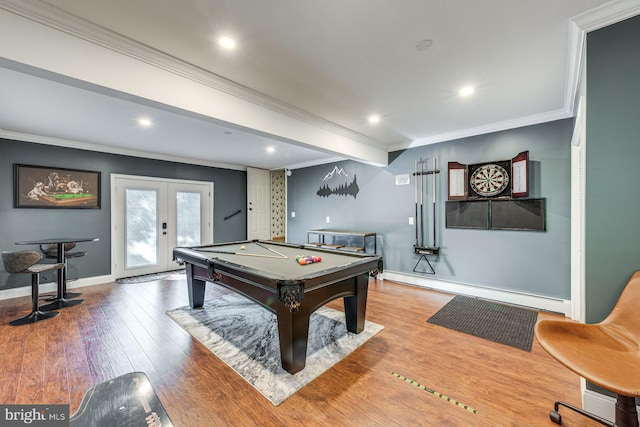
[167,293,384,405]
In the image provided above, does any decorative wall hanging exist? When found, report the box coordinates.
[14,164,101,209]
[447,151,529,200]
[445,151,544,232]
[317,166,359,199]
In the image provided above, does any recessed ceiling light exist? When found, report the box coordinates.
[138,118,152,127]
[459,86,474,97]
[266,146,275,153]
[368,115,380,124]
[219,36,236,49]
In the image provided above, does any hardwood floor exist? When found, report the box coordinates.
[0,275,603,426]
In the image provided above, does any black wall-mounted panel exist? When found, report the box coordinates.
[446,198,546,231]
[491,199,545,231]
[445,201,489,229]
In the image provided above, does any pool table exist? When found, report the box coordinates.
[173,240,381,374]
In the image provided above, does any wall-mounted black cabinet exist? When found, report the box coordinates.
[445,198,545,231]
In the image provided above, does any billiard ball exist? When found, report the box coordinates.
[240,245,246,250]
[295,255,322,265]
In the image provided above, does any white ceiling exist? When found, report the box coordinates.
[0,0,628,170]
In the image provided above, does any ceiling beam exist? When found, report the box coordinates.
[0,2,388,166]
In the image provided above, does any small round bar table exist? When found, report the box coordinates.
[15,237,98,309]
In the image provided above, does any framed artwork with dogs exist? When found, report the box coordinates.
[14,164,101,209]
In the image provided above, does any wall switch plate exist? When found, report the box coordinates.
[291,212,295,217]
[409,217,414,225]
[326,216,330,223]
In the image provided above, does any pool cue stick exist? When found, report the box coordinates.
[419,158,425,248]
[417,159,421,248]
[194,249,284,259]
[432,157,437,248]
[414,160,419,247]
[255,241,289,259]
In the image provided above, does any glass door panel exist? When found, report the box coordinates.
[176,191,201,247]
[125,188,159,268]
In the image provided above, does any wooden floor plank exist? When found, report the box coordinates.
[43,313,70,406]
[15,322,46,403]
[74,294,120,385]
[63,316,94,414]
[0,315,27,404]
[0,275,605,426]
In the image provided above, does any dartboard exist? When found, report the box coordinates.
[470,164,509,197]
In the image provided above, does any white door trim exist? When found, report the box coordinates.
[110,174,213,278]
[570,96,586,323]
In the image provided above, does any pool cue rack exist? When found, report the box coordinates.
[413,158,440,274]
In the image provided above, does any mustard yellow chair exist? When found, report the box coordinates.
[535,271,640,427]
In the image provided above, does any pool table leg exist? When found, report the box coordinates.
[276,303,312,374]
[186,263,206,308]
[343,273,369,334]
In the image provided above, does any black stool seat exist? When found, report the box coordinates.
[2,250,64,326]
[51,251,87,259]
[41,243,87,259]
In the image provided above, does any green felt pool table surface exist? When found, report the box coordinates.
[180,240,370,279]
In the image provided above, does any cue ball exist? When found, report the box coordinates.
[240,245,245,250]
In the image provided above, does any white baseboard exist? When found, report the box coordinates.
[583,390,615,423]
[583,389,640,423]
[0,274,113,301]
[382,271,572,316]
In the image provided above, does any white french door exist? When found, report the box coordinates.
[111,175,213,279]
[247,167,271,240]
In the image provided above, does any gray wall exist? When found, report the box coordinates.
[288,119,573,299]
[585,15,640,323]
[583,14,640,399]
[1,138,246,289]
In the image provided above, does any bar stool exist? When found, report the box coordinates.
[1,250,64,326]
[40,242,86,299]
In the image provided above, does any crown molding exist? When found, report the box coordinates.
[0,0,383,151]
[0,129,247,171]
[563,0,640,118]
[564,21,586,118]
[390,108,572,151]
[572,0,640,32]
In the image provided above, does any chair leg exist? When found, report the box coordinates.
[615,395,639,427]
[61,259,82,299]
[550,401,613,426]
[9,273,59,326]
[43,258,82,300]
